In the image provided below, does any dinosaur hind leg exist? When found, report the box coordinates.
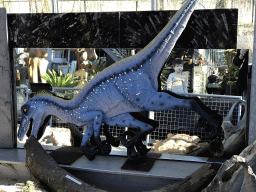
[105,113,155,160]
[146,91,223,139]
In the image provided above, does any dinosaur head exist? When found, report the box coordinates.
[18,98,50,141]
[18,101,37,140]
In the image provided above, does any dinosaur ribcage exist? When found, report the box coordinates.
[111,66,156,110]
[79,79,141,118]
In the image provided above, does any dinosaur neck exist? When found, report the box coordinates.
[32,95,82,124]
[134,0,198,89]
[33,94,77,109]
[58,0,198,101]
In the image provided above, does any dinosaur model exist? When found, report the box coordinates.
[18,0,223,160]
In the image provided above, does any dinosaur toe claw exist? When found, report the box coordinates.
[204,125,220,139]
[117,136,134,148]
[106,137,120,147]
[136,142,150,156]
[81,146,98,161]
[98,140,112,155]
[195,113,223,139]
[127,147,140,161]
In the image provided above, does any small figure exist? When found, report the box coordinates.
[167,58,188,93]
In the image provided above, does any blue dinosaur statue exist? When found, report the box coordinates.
[18,0,223,160]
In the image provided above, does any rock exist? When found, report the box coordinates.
[202,139,256,192]
[153,134,200,155]
[168,133,201,144]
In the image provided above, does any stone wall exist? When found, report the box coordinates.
[0,8,16,148]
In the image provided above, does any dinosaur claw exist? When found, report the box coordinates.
[195,114,223,139]
[81,146,98,161]
[105,137,120,147]
[103,124,120,147]
[127,147,140,161]
[135,143,151,156]
[110,139,120,147]
[98,140,112,155]
[117,135,132,148]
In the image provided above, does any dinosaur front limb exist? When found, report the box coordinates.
[105,113,154,159]
[103,124,120,147]
[92,112,112,155]
[79,111,111,159]
[80,124,98,160]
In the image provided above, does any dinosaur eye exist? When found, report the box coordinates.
[23,108,27,113]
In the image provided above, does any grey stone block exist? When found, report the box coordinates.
[0,8,16,148]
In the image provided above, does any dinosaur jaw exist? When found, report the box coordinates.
[18,116,47,141]
[18,115,32,140]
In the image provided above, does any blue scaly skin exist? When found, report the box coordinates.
[18,0,223,160]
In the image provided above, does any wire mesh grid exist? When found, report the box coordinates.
[148,93,243,143]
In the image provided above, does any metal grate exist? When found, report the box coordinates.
[148,93,243,143]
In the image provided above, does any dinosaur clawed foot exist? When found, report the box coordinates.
[195,113,223,139]
[98,140,112,155]
[127,147,141,161]
[135,142,151,156]
[103,124,120,147]
[81,145,98,161]
[118,130,150,157]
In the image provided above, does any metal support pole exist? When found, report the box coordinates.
[0,8,16,148]
[151,0,157,11]
[52,0,59,13]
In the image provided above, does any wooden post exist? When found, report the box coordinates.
[0,8,16,148]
